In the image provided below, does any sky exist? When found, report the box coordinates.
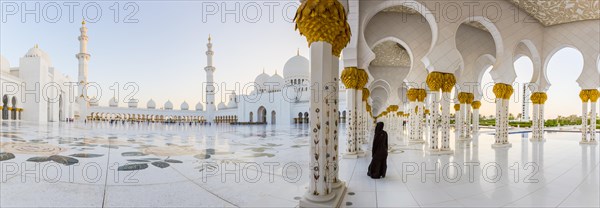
[1,1,307,109]
[1,1,595,118]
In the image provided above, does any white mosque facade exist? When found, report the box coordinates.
[87,38,349,125]
[1,46,77,123]
[1,21,349,125]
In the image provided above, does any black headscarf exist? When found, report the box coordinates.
[375,122,384,137]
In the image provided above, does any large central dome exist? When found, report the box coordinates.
[283,54,309,80]
[24,45,53,66]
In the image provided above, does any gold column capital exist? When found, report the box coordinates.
[294,0,351,57]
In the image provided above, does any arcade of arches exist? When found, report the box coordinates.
[1,95,23,121]
[294,0,599,207]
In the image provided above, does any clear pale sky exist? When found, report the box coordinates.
[1,1,593,118]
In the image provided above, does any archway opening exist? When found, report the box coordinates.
[546,47,584,120]
[511,56,534,121]
[271,110,276,124]
[2,95,8,120]
[479,66,495,120]
[257,106,267,123]
[11,96,17,120]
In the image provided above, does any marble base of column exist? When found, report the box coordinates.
[492,143,513,148]
[426,149,454,155]
[342,151,366,159]
[409,139,426,144]
[457,136,470,141]
[579,140,599,145]
[299,181,347,208]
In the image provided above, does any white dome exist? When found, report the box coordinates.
[227,101,237,108]
[128,99,138,108]
[180,101,189,110]
[217,102,226,110]
[164,100,173,110]
[267,72,285,90]
[1,55,10,73]
[283,55,309,80]
[227,98,237,108]
[24,45,52,66]
[195,102,204,111]
[147,99,156,109]
[89,97,99,107]
[109,97,118,107]
[254,71,270,89]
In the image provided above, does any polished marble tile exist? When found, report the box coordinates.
[1,121,598,207]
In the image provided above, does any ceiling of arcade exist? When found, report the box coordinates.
[508,0,600,26]
[382,5,489,32]
[383,1,600,27]
[371,41,411,67]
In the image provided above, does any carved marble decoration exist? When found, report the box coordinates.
[382,5,419,14]
[509,0,600,26]
[371,41,411,68]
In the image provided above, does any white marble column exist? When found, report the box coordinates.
[503,98,510,142]
[328,55,341,189]
[417,102,424,143]
[355,90,364,148]
[494,97,503,144]
[465,93,473,139]
[408,101,416,142]
[493,84,513,148]
[360,99,367,144]
[455,103,463,139]
[459,100,467,140]
[582,101,588,142]
[531,92,547,141]
[532,104,539,141]
[590,101,596,142]
[427,72,453,154]
[295,0,350,205]
[579,89,599,145]
[440,91,452,152]
[345,89,357,156]
[539,103,545,140]
[428,91,440,152]
[472,103,480,134]
[306,42,335,201]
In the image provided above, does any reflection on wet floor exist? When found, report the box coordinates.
[1,121,598,207]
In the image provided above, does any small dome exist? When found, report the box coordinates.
[227,99,237,109]
[266,72,285,91]
[217,102,226,110]
[128,99,138,108]
[283,54,309,80]
[227,101,237,108]
[164,100,173,110]
[89,97,99,107]
[195,102,204,111]
[109,97,118,107]
[24,45,52,66]
[180,101,189,110]
[147,99,156,109]
[254,71,270,90]
[1,55,10,73]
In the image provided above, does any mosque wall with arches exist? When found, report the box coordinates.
[1,47,76,123]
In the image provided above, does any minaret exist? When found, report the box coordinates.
[204,35,216,122]
[76,20,91,121]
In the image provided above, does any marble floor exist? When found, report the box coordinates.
[0,121,598,207]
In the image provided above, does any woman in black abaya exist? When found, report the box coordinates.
[368,122,388,179]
